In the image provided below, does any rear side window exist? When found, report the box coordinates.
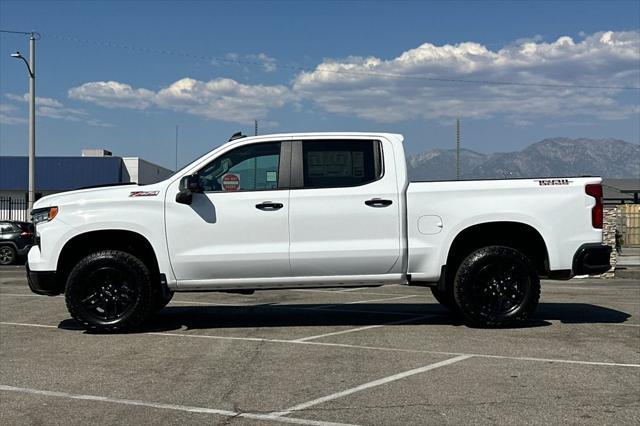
[0,223,16,233]
[302,140,381,188]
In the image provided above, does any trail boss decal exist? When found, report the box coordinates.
[222,173,240,191]
[535,179,572,186]
[129,191,160,197]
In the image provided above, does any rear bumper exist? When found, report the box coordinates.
[17,244,33,257]
[26,264,63,296]
[572,243,612,275]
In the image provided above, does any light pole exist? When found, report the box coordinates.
[11,33,37,212]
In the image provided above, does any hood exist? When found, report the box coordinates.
[32,182,166,210]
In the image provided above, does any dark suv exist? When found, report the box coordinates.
[0,221,35,265]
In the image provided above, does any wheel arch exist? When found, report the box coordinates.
[445,221,549,279]
[57,229,160,289]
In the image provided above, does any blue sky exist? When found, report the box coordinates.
[1,0,639,170]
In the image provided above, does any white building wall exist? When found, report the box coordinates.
[122,157,173,184]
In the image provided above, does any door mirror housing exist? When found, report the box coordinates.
[176,174,203,205]
[180,174,203,193]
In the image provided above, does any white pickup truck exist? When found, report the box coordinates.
[27,132,611,331]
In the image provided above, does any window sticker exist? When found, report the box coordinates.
[222,173,240,191]
[308,151,354,177]
[266,171,277,182]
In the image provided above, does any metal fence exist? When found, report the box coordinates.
[0,197,29,222]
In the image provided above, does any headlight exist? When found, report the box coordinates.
[31,206,58,224]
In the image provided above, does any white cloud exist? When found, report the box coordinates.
[6,93,64,108]
[213,52,278,72]
[68,81,155,109]
[3,93,111,126]
[69,77,292,124]
[292,30,640,123]
[248,53,277,72]
[154,78,290,122]
[0,104,27,125]
[66,30,639,125]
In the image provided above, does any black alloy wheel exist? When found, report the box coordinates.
[65,250,154,332]
[0,246,17,265]
[454,246,540,327]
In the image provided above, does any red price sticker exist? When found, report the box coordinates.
[222,173,240,191]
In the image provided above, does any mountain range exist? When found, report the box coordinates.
[407,138,640,181]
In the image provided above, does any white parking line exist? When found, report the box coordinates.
[0,384,353,426]
[270,355,471,417]
[545,286,640,291]
[170,300,255,306]
[1,321,57,328]
[291,315,432,343]
[0,293,61,298]
[346,295,418,304]
[2,321,638,368]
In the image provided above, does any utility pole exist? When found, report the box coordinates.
[28,35,36,210]
[254,119,258,136]
[456,118,460,180]
[175,125,179,171]
[9,32,37,211]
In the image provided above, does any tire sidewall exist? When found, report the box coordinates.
[65,250,152,331]
[454,246,540,326]
[0,245,16,265]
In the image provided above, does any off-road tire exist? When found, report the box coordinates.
[453,246,540,327]
[0,245,17,265]
[65,250,154,332]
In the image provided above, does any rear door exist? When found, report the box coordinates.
[288,138,401,277]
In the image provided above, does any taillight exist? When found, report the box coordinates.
[585,183,603,229]
[20,231,33,237]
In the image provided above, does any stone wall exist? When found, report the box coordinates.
[600,206,617,277]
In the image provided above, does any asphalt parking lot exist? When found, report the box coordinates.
[1,265,638,425]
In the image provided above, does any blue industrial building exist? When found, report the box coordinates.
[1,156,124,194]
[0,152,173,201]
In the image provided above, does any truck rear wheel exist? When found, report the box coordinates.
[453,246,540,327]
[65,250,154,332]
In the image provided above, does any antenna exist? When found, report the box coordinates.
[254,119,258,136]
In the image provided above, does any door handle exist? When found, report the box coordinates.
[256,201,284,211]
[365,198,393,208]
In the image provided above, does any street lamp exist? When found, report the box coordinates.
[10,33,36,212]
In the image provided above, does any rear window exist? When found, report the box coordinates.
[302,140,381,188]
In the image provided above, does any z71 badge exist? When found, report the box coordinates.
[534,179,572,186]
[129,191,160,197]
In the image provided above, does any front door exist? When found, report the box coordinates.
[289,138,401,277]
[166,141,291,284]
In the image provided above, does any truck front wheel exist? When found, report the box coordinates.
[453,246,540,327]
[65,250,154,332]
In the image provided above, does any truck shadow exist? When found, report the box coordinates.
[58,302,633,333]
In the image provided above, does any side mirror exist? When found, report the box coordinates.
[176,174,203,205]
[180,174,203,193]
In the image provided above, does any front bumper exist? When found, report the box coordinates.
[573,243,612,275]
[26,263,63,296]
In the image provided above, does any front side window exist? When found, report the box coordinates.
[198,142,281,192]
[302,140,381,188]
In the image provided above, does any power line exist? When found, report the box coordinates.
[44,32,640,91]
[0,29,41,39]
